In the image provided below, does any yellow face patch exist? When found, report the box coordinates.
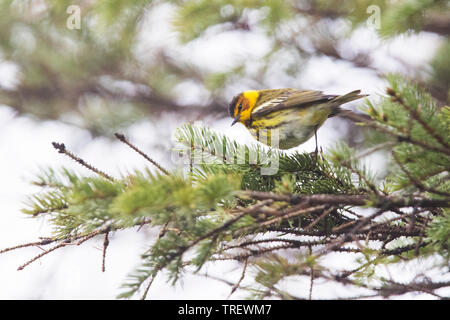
[237,90,259,122]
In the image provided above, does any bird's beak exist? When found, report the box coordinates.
[231,115,240,126]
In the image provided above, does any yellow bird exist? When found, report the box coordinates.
[229,89,367,152]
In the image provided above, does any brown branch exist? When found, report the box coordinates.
[223,238,332,251]
[381,241,430,255]
[303,207,336,231]
[16,228,110,271]
[3,80,227,121]
[141,272,158,300]
[423,12,450,36]
[52,142,115,181]
[259,205,327,228]
[17,240,70,271]
[227,258,248,300]
[0,238,54,255]
[308,246,314,300]
[242,191,450,209]
[213,243,302,261]
[380,279,444,299]
[102,231,110,272]
[5,219,154,272]
[114,133,169,175]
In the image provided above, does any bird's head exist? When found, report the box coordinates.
[228,90,259,126]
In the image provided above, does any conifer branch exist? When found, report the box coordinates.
[304,206,336,231]
[308,246,314,300]
[242,191,450,208]
[392,151,450,197]
[0,238,54,255]
[339,111,450,156]
[52,142,115,181]
[16,228,107,271]
[141,273,158,300]
[380,278,444,299]
[102,231,110,272]
[387,87,450,150]
[114,133,169,175]
[227,258,248,300]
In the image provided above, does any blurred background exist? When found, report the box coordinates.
[0,0,449,299]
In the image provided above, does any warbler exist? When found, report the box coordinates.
[229,88,367,152]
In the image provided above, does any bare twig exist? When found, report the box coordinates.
[141,273,158,300]
[304,206,336,231]
[17,240,70,271]
[0,238,54,254]
[381,278,444,299]
[102,231,110,272]
[227,258,248,299]
[344,141,396,164]
[308,246,314,300]
[114,133,169,175]
[52,142,115,181]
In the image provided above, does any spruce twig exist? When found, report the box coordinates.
[242,191,450,208]
[342,141,396,164]
[17,240,70,271]
[308,246,314,300]
[387,87,449,150]
[114,133,169,175]
[17,228,106,271]
[392,151,450,197]
[0,238,54,255]
[304,206,336,231]
[51,142,115,181]
[382,278,443,299]
[102,231,110,272]
[141,271,159,300]
[227,258,248,300]
[339,110,450,156]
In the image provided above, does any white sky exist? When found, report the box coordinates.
[0,3,447,299]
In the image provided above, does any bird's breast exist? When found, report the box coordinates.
[246,105,332,149]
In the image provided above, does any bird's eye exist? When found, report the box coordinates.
[238,103,242,111]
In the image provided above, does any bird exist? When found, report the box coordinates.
[228,88,367,153]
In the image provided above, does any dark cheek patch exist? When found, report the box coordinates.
[235,96,244,117]
[228,95,240,118]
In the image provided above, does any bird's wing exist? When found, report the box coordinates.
[251,89,336,118]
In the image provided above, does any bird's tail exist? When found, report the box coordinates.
[328,90,368,117]
[333,90,368,104]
